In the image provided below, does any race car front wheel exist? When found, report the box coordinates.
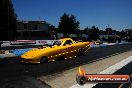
[40,57,48,63]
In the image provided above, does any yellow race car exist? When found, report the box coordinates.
[20,38,90,63]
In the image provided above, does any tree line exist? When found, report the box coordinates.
[0,0,17,41]
[0,0,131,41]
[52,13,131,41]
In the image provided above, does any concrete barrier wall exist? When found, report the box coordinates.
[1,40,60,47]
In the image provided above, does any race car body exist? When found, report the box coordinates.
[21,38,90,63]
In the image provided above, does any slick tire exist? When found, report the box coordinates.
[40,57,48,63]
[76,75,87,85]
[78,48,86,56]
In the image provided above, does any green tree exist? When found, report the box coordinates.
[85,26,99,41]
[0,0,17,40]
[48,24,56,31]
[119,30,127,38]
[105,28,113,35]
[58,13,80,36]
[99,30,106,35]
[83,27,89,34]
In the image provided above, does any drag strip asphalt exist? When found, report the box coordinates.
[0,43,132,88]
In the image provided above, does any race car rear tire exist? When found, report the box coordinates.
[78,48,86,56]
[40,57,48,63]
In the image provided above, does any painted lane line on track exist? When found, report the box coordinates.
[70,56,132,88]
